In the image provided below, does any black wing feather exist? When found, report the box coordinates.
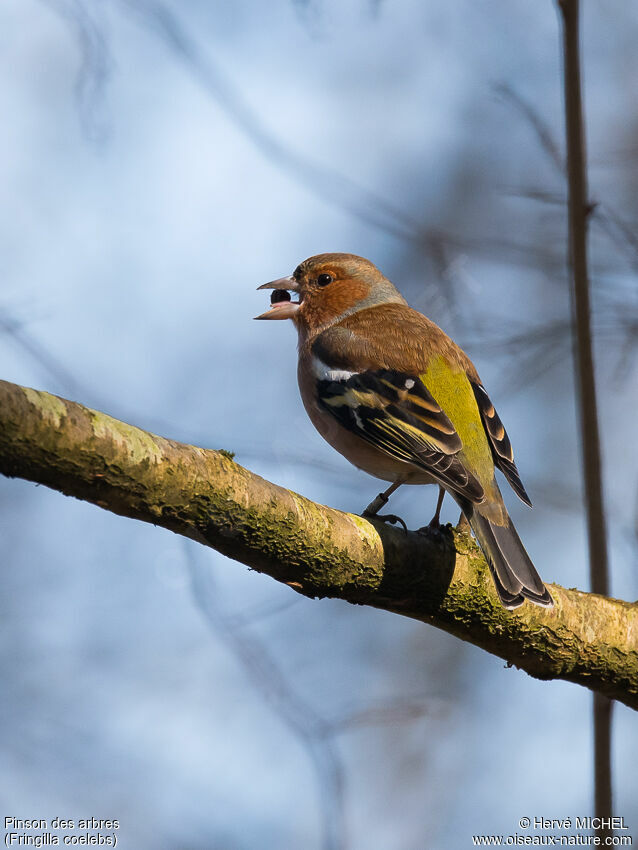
[471,381,532,507]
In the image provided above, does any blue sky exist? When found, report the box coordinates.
[1,1,637,848]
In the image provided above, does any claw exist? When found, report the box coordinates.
[417,521,442,538]
[362,510,408,534]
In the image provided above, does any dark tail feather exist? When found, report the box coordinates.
[465,506,553,610]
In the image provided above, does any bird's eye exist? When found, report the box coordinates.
[317,273,334,287]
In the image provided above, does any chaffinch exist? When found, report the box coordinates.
[256,253,552,609]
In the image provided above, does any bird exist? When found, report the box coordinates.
[255,253,552,609]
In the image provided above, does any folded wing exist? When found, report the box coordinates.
[317,369,485,503]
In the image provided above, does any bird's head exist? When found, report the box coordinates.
[255,253,406,332]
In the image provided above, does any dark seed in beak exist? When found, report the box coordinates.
[271,289,291,304]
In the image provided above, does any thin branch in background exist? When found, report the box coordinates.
[115,0,423,243]
[611,319,638,384]
[184,543,432,850]
[0,304,192,442]
[184,544,434,850]
[497,80,638,277]
[499,186,566,206]
[23,0,638,499]
[40,0,112,144]
[325,701,436,736]
[185,545,346,850]
[463,315,573,396]
[592,205,638,274]
[556,0,613,839]
[494,83,565,173]
[595,282,638,382]
[0,309,84,399]
[39,0,491,333]
[465,277,638,395]
[36,0,424,242]
[0,297,351,474]
[36,0,638,331]
[223,594,303,629]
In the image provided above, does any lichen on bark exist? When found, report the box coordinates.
[0,378,636,709]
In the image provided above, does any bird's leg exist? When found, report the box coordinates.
[362,481,400,516]
[362,479,408,532]
[430,486,445,529]
[417,486,446,537]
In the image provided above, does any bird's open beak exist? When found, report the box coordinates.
[254,276,301,320]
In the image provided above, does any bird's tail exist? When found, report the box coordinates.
[463,504,553,609]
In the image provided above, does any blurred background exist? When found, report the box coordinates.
[1,1,637,847]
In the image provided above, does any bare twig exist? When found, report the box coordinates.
[497,79,638,278]
[40,0,112,143]
[494,83,565,173]
[556,0,613,836]
[116,0,422,243]
[186,547,346,850]
[0,309,84,398]
[185,545,439,850]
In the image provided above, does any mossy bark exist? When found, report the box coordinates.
[0,378,636,708]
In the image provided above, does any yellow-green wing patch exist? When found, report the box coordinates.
[317,369,484,502]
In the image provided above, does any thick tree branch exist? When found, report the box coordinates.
[0,378,636,708]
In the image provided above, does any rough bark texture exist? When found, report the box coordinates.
[0,378,636,708]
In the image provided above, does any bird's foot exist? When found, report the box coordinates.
[417,518,444,540]
[362,509,408,534]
